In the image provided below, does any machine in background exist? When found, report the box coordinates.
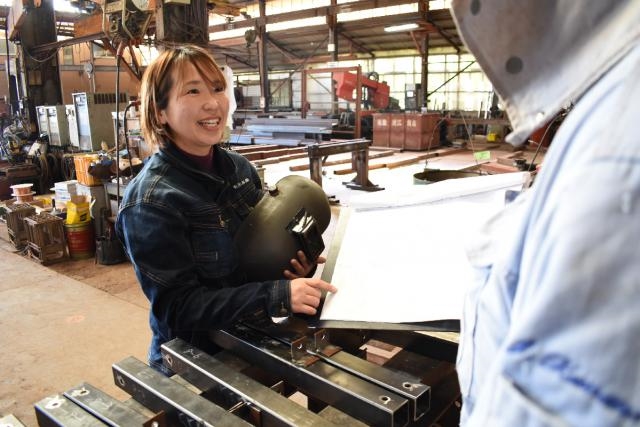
[71,92,129,152]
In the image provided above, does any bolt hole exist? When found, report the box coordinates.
[46,397,65,410]
[380,395,391,404]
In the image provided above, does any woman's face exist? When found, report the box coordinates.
[159,62,229,156]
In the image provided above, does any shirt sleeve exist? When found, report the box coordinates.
[467,158,640,426]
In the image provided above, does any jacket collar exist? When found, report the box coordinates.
[159,142,236,183]
[452,0,640,144]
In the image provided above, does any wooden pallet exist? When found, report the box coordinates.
[24,212,69,265]
[5,203,36,249]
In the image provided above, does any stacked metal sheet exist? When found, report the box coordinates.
[244,118,338,146]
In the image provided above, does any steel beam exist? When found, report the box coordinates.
[63,382,157,426]
[326,328,459,363]
[370,330,459,363]
[318,350,429,421]
[243,320,429,422]
[210,325,409,427]
[161,338,338,427]
[34,395,105,427]
[112,356,252,427]
[0,414,25,427]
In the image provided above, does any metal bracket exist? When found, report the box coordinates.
[290,336,319,367]
[313,329,341,358]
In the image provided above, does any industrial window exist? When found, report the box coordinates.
[92,43,114,59]
[62,46,74,65]
[0,32,16,55]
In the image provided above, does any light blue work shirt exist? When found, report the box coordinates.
[452,0,640,425]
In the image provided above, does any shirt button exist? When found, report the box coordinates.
[279,308,288,316]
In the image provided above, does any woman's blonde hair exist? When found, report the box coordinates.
[139,45,227,150]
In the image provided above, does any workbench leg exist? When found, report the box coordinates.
[353,149,369,187]
[309,157,323,187]
[345,149,383,191]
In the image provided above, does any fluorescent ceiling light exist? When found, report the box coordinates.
[384,23,419,32]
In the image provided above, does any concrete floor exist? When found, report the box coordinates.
[0,224,150,425]
[0,143,537,425]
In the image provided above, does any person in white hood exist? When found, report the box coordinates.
[450,1,640,425]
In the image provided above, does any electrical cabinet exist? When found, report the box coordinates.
[36,106,49,135]
[36,105,70,146]
[72,92,128,152]
[45,105,70,147]
[66,104,80,148]
[405,83,422,111]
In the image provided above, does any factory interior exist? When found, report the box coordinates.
[0,0,584,426]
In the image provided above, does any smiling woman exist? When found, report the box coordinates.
[116,44,336,376]
[138,45,228,153]
[156,63,228,155]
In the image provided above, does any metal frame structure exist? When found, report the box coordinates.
[306,139,383,192]
[36,317,460,427]
[301,65,362,139]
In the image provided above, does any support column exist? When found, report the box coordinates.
[257,0,269,113]
[419,0,429,110]
[328,0,338,115]
[18,0,62,126]
[421,34,429,109]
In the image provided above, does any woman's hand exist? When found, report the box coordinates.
[284,250,326,279]
[289,278,337,315]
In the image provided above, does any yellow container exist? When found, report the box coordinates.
[73,154,101,186]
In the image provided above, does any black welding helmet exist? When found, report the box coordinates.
[234,175,331,282]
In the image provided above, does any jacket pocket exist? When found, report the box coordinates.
[191,228,235,278]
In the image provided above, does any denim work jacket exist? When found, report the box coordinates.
[116,143,291,372]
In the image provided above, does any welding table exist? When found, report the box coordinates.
[35,317,460,427]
